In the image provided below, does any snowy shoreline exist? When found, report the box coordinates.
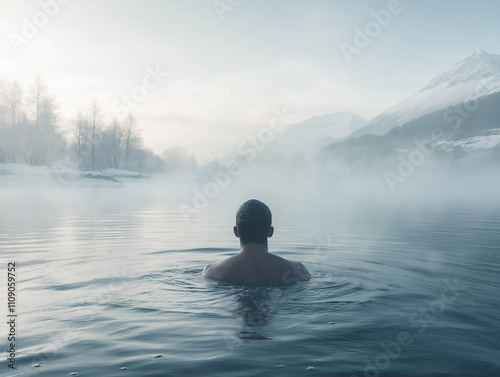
[0,163,150,187]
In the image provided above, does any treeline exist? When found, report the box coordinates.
[0,75,63,165]
[0,75,197,174]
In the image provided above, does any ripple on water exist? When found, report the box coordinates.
[4,200,500,377]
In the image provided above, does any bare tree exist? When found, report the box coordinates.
[28,75,57,164]
[0,78,165,173]
[31,75,44,141]
[88,97,103,170]
[162,146,197,175]
[7,81,23,162]
[123,113,141,170]
[0,79,7,162]
[71,111,88,167]
[108,118,124,169]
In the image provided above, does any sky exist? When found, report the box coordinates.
[1,0,499,162]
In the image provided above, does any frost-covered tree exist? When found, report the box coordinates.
[69,111,89,168]
[87,97,103,171]
[123,113,141,170]
[7,80,24,162]
[27,75,59,164]
[0,79,8,162]
[0,77,186,174]
[162,146,197,175]
[107,118,124,169]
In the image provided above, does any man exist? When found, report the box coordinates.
[202,199,311,285]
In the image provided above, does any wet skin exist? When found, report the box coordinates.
[202,226,311,285]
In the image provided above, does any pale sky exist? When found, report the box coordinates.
[1,0,499,162]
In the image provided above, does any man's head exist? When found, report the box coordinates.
[234,199,273,245]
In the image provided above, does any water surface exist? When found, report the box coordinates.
[1,187,499,376]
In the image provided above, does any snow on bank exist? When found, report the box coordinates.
[0,163,149,187]
[101,168,149,178]
[0,163,50,176]
[66,177,123,187]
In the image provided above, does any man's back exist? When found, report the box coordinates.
[202,249,310,285]
[201,199,311,285]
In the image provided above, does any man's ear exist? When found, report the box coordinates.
[268,226,274,238]
[234,226,239,238]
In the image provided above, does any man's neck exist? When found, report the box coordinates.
[239,243,268,254]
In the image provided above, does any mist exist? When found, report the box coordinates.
[2,2,500,376]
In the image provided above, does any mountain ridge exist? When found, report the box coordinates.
[348,49,500,139]
[262,111,368,158]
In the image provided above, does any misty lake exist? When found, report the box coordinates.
[1,185,499,377]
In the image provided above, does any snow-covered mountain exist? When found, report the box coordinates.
[264,111,367,157]
[436,128,500,152]
[321,88,500,175]
[350,49,500,138]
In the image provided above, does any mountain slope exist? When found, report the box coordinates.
[350,49,500,138]
[264,111,367,157]
[321,90,500,173]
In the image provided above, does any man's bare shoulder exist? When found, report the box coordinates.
[266,253,304,268]
[202,255,237,280]
[202,263,214,277]
[202,262,221,279]
[280,260,311,284]
[260,252,310,283]
[202,252,311,285]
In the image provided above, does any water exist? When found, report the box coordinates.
[1,187,499,376]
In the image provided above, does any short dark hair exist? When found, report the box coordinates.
[235,199,272,245]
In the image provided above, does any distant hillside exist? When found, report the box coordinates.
[320,91,500,172]
[261,112,367,159]
[349,49,500,139]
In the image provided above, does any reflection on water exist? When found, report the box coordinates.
[236,288,275,339]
